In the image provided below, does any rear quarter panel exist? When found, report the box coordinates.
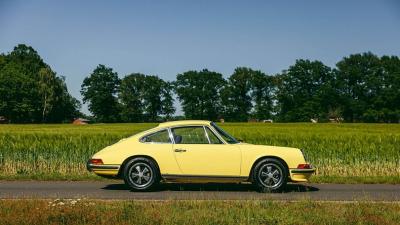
[92,133,181,175]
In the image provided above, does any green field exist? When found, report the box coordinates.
[1,200,399,225]
[0,123,399,183]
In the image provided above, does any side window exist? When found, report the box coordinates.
[171,126,209,144]
[141,130,171,143]
[205,127,223,144]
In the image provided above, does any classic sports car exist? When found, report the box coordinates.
[87,120,315,192]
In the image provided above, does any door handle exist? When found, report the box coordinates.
[174,148,186,152]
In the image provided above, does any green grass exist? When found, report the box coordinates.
[1,200,399,225]
[0,123,399,183]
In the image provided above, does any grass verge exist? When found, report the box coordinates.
[0,199,399,225]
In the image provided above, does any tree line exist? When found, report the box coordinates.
[1,44,399,123]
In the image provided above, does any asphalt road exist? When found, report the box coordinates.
[1,181,400,201]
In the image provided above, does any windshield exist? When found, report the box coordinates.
[211,122,239,144]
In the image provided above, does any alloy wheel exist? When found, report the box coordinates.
[258,163,283,188]
[128,162,153,188]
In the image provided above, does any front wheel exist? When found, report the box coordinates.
[123,158,159,191]
[252,158,288,193]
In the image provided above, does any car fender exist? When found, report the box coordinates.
[238,143,306,177]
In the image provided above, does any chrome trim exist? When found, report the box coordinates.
[203,126,211,144]
[210,122,238,144]
[290,168,316,174]
[203,125,224,144]
[207,124,228,144]
[138,123,228,145]
[167,128,175,144]
[170,125,223,145]
[87,164,120,171]
[162,174,248,180]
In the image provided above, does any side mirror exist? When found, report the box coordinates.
[237,139,244,142]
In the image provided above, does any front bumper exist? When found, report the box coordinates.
[289,168,316,182]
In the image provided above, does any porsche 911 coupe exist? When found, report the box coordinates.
[87,120,315,192]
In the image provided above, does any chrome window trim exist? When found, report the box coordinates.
[204,126,224,144]
[206,125,228,144]
[139,129,173,144]
[169,125,225,145]
[203,126,211,144]
[139,124,228,145]
[170,125,208,145]
[167,128,175,144]
[210,122,238,144]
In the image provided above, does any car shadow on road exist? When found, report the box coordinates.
[102,183,319,193]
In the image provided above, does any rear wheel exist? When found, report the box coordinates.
[123,157,159,191]
[252,158,288,193]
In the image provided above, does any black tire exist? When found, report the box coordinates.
[123,157,160,191]
[252,158,288,193]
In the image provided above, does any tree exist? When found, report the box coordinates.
[119,74,175,122]
[336,53,400,122]
[0,44,80,123]
[0,62,35,122]
[81,65,120,122]
[336,53,383,122]
[221,67,275,121]
[222,68,253,121]
[276,60,337,122]
[160,81,175,120]
[0,54,6,69]
[119,73,146,122]
[38,67,56,122]
[142,75,164,121]
[46,76,81,123]
[249,70,275,120]
[175,69,225,120]
[0,45,45,122]
[379,55,400,122]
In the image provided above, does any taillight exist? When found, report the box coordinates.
[89,159,103,165]
[297,164,312,169]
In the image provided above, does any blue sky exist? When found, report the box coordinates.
[1,0,399,115]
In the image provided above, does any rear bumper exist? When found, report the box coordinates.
[86,164,120,171]
[289,168,316,182]
[290,168,315,174]
[86,160,120,176]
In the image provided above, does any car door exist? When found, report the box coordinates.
[171,126,241,176]
[139,129,181,175]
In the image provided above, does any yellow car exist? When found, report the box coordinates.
[87,120,315,192]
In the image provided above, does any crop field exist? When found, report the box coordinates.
[0,123,399,183]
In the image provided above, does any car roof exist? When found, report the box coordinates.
[157,120,211,128]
